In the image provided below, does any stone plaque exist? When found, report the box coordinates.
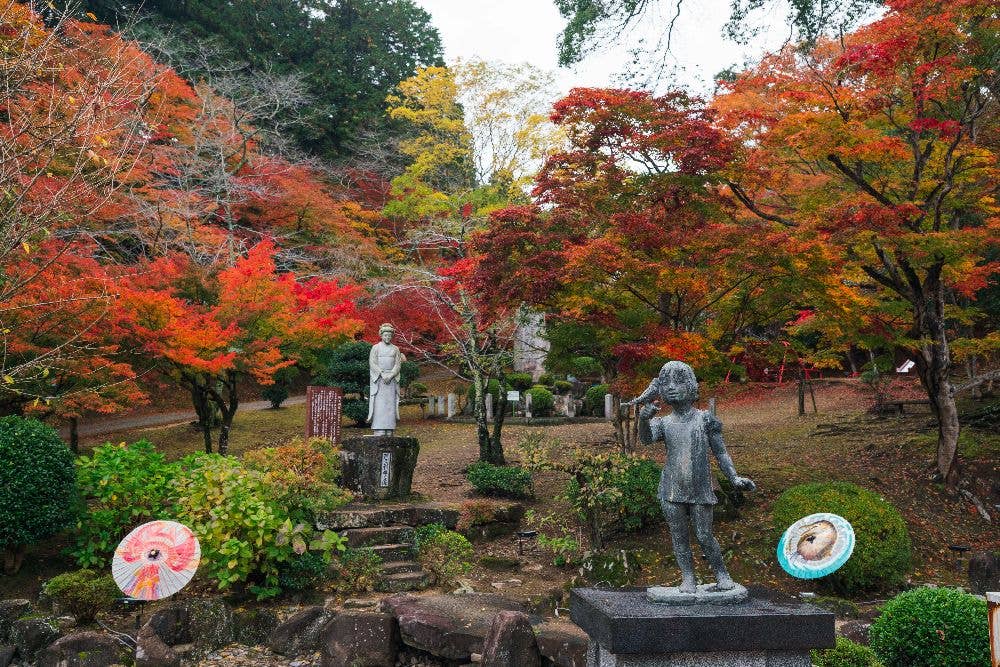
[306,385,343,444]
[379,452,392,487]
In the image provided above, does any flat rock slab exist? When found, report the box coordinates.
[570,588,835,655]
[645,583,748,605]
[317,502,460,530]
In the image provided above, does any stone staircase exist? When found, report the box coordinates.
[319,502,460,593]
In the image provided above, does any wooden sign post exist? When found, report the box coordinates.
[305,386,343,444]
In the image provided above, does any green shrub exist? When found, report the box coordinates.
[172,454,346,599]
[335,548,383,592]
[812,637,883,667]
[42,569,120,624]
[278,551,329,592]
[314,340,371,425]
[553,380,574,395]
[413,522,448,549]
[415,529,473,584]
[584,384,609,415]
[507,373,534,392]
[869,587,988,667]
[538,373,555,387]
[399,360,420,389]
[564,452,661,546]
[772,482,911,594]
[408,381,428,398]
[262,383,290,409]
[527,386,555,417]
[72,440,179,567]
[537,533,582,567]
[466,461,533,498]
[0,417,77,571]
[243,437,352,516]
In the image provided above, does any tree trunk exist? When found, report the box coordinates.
[213,372,240,456]
[472,372,494,463]
[69,417,79,454]
[190,383,214,454]
[2,544,26,575]
[912,285,961,488]
[797,370,806,416]
[489,374,507,465]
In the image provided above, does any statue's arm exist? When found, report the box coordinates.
[637,405,661,446]
[386,346,403,381]
[707,414,755,491]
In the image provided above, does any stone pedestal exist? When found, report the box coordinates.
[340,436,419,502]
[570,588,834,667]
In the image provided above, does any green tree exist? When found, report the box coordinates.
[79,0,444,157]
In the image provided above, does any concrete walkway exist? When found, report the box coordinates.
[66,395,307,438]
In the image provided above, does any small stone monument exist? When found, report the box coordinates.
[571,361,835,666]
[340,323,419,501]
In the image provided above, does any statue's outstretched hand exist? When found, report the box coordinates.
[733,476,756,492]
[639,403,659,420]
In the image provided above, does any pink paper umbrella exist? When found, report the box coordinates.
[112,520,200,601]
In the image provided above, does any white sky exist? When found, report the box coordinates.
[412,0,791,96]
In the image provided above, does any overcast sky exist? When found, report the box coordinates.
[412,0,790,96]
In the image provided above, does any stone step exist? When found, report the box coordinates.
[377,570,431,593]
[370,543,414,562]
[342,525,414,548]
[381,560,423,575]
[317,502,460,530]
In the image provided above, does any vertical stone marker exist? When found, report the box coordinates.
[604,393,614,420]
[447,393,457,418]
[436,395,446,416]
[305,386,343,444]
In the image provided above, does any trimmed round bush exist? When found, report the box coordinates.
[43,569,120,624]
[812,637,883,667]
[262,383,290,409]
[527,385,555,417]
[584,384,609,416]
[467,461,533,498]
[0,416,77,571]
[771,482,911,594]
[870,587,988,667]
[506,373,534,392]
[553,380,574,395]
[415,527,473,584]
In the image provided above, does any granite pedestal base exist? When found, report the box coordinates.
[339,436,419,501]
[571,588,834,667]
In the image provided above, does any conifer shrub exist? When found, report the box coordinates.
[527,385,555,416]
[466,461,533,498]
[0,417,77,573]
[869,587,988,667]
[43,569,120,624]
[772,482,911,594]
[812,637,883,667]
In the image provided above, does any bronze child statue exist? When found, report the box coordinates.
[628,360,756,603]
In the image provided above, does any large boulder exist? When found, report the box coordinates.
[10,616,60,664]
[968,550,999,595]
[320,610,399,667]
[534,621,588,667]
[35,631,130,667]
[480,611,540,667]
[185,598,234,649]
[145,605,191,646]
[0,600,31,643]
[233,607,279,646]
[135,623,180,667]
[381,593,536,661]
[268,606,334,657]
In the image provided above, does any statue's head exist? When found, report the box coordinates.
[379,323,395,344]
[656,360,699,403]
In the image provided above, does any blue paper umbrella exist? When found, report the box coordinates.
[777,513,855,580]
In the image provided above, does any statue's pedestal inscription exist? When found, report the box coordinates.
[570,588,834,667]
[340,436,419,502]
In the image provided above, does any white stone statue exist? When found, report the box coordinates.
[367,323,403,436]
